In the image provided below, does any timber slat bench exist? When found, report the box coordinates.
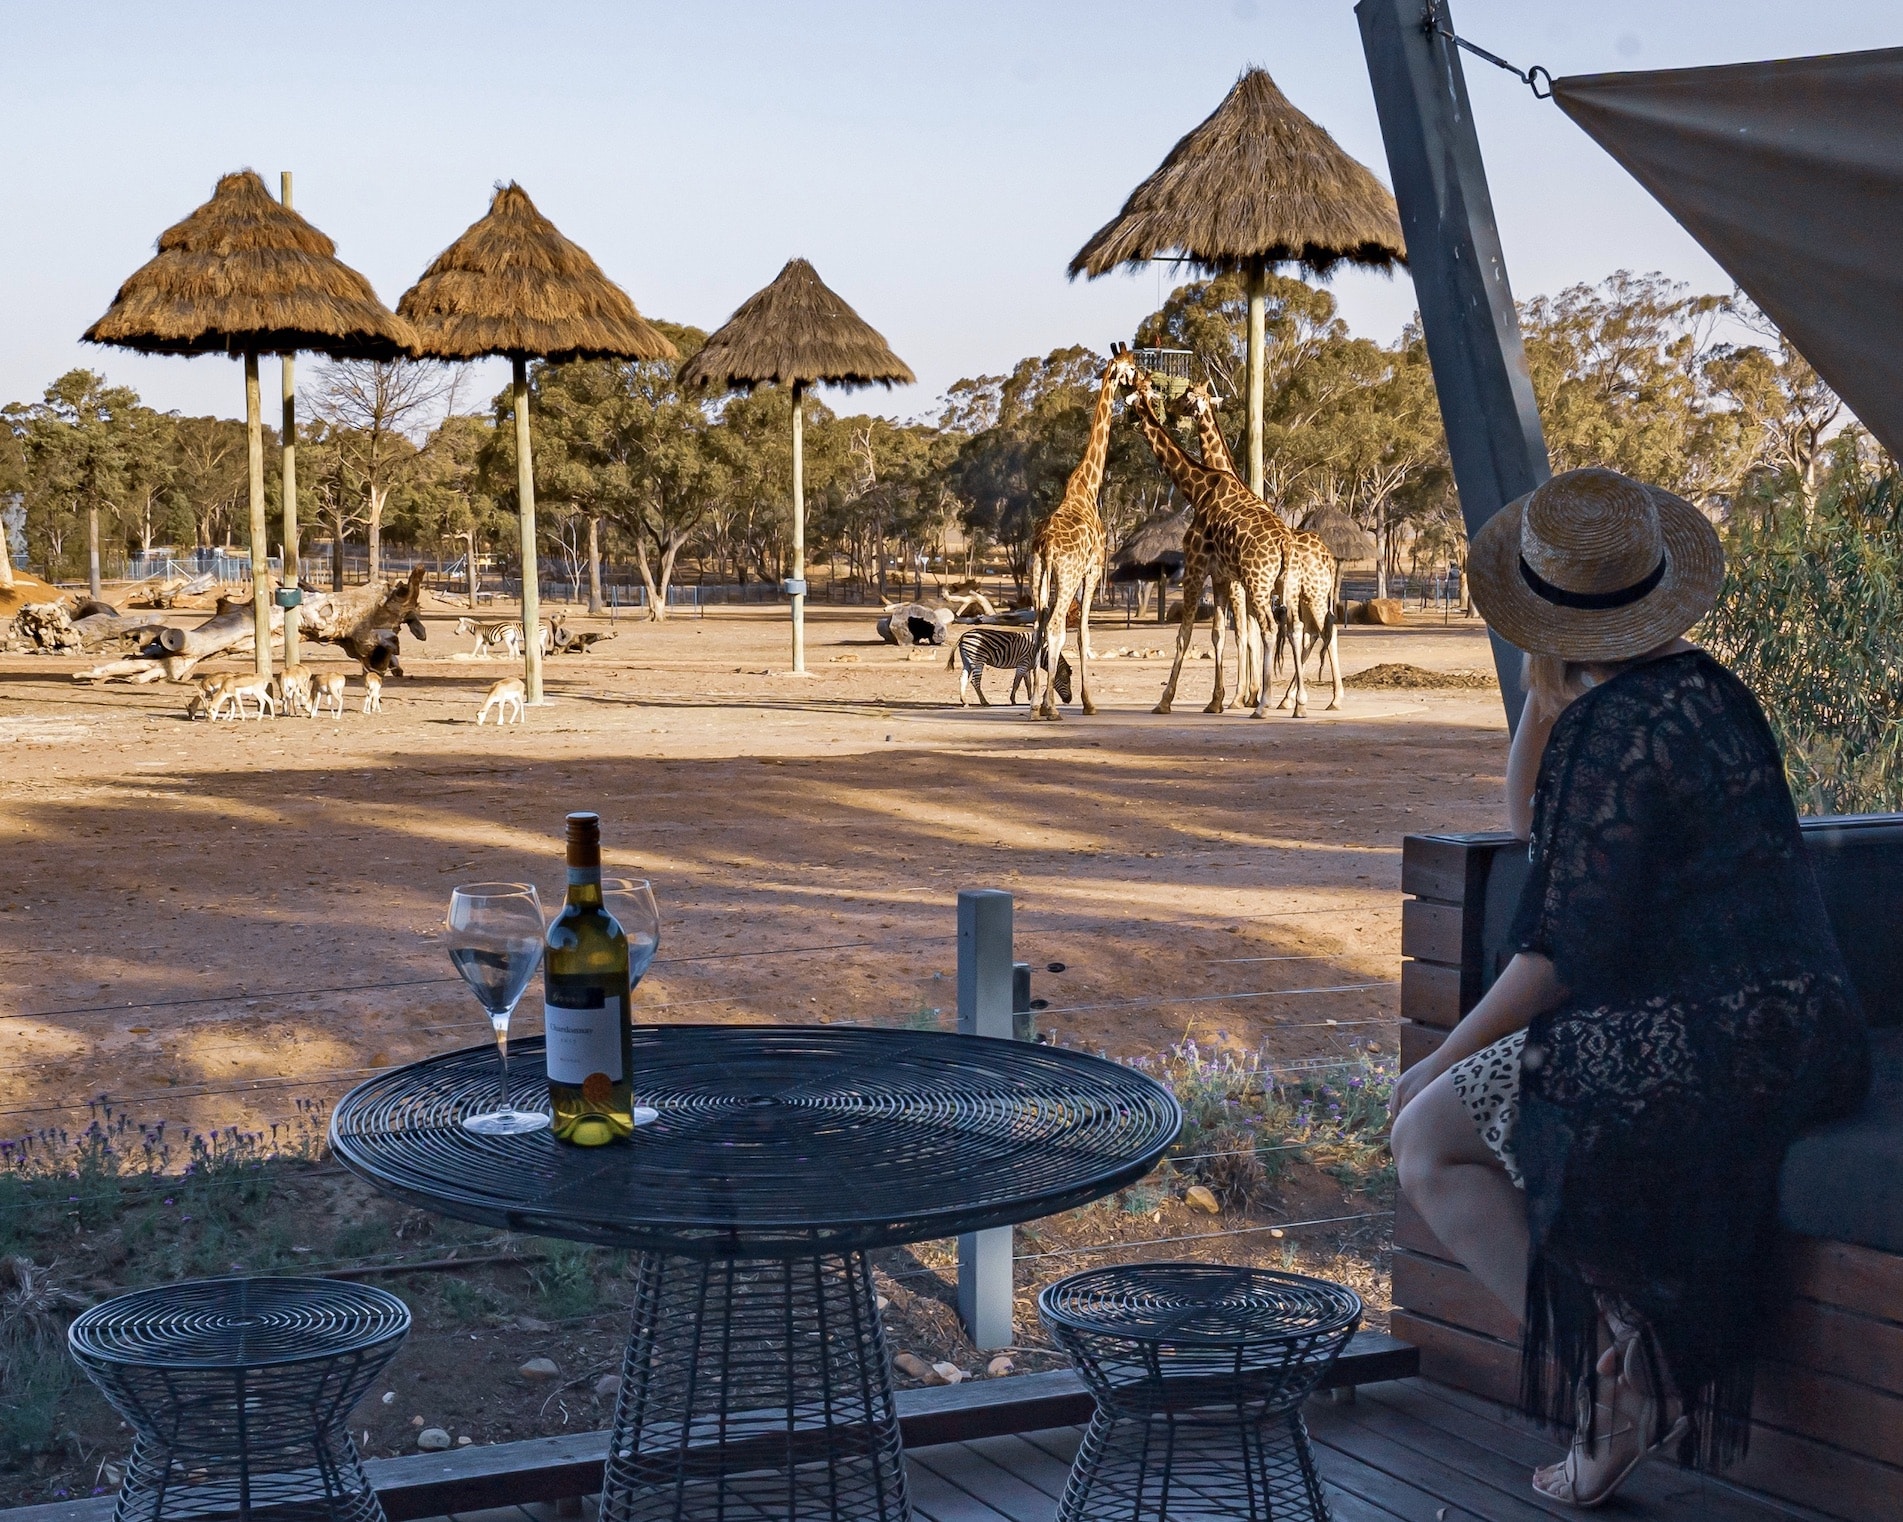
[1397,817,1903,1522]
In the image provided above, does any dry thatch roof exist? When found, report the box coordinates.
[84,170,415,359]
[1070,69,1405,280]
[678,259,914,392]
[1110,509,1189,581]
[1299,506,1376,561]
[398,183,676,363]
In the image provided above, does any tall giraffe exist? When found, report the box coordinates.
[1121,370,1333,717]
[1180,382,1343,710]
[1025,348,1139,718]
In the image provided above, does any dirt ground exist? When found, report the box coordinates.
[0,596,1509,1501]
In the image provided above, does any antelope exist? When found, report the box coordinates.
[185,675,227,720]
[311,673,347,718]
[478,676,526,725]
[214,674,276,721]
[273,664,313,716]
[361,671,384,714]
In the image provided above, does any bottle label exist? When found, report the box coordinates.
[545,992,624,1084]
[567,866,602,888]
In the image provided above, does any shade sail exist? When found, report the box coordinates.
[1554,48,1903,460]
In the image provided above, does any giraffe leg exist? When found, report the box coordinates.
[1154,556,1204,715]
[1206,583,1229,714]
[1288,580,1314,718]
[1077,570,1099,715]
[1035,574,1074,720]
[1322,611,1344,710]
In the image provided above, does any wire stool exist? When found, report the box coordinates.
[600,1252,907,1522]
[69,1276,410,1522]
[1039,1263,1361,1522]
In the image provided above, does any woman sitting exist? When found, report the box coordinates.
[1390,468,1870,1507]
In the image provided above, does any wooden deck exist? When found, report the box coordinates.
[424,1380,1830,1522]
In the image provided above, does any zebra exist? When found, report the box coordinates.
[455,617,552,658]
[947,627,1074,708]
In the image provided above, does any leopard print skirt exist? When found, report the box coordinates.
[1447,1030,1526,1189]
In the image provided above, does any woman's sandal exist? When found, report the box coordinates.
[1530,1327,1690,1508]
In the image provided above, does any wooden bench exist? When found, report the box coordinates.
[1397,821,1903,1522]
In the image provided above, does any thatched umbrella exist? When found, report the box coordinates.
[1299,506,1375,563]
[679,259,913,673]
[85,169,415,678]
[1070,68,1405,499]
[1109,509,1189,622]
[398,183,675,703]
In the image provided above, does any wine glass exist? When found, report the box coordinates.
[602,878,660,1126]
[446,883,550,1135]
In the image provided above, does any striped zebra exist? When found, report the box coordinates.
[455,617,552,658]
[947,627,1073,708]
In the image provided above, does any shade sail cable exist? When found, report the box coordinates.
[1424,0,1553,98]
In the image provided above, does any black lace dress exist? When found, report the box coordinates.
[1507,650,1869,1466]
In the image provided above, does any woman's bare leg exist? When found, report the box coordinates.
[1392,1068,1529,1319]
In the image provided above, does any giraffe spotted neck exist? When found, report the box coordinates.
[1126,383,1237,506]
[1185,389,1238,477]
[1064,357,1126,508]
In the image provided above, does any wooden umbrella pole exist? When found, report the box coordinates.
[513,355,544,704]
[243,352,272,679]
[279,172,301,669]
[790,378,806,674]
[1246,260,1267,499]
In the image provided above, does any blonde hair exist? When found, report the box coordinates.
[1523,652,1610,713]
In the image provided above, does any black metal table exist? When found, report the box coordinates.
[329,1025,1180,1522]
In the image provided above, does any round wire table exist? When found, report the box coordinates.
[329,1025,1180,1522]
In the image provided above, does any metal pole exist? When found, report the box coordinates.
[279,173,302,670]
[243,353,272,679]
[956,889,1014,1350]
[1358,0,1547,729]
[1246,261,1267,498]
[87,508,101,599]
[788,379,807,673]
[513,356,544,704]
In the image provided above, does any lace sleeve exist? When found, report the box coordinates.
[1508,684,1666,992]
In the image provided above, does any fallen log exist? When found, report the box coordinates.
[71,610,174,647]
[79,595,282,682]
[300,566,428,673]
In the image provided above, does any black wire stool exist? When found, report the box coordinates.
[69,1277,410,1522]
[1039,1263,1362,1522]
[601,1252,906,1522]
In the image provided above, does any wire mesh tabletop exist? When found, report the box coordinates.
[69,1276,411,1369]
[329,1024,1182,1257]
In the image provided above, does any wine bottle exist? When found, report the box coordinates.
[544,813,634,1146]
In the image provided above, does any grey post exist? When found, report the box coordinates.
[956,890,1014,1350]
[1357,0,1551,731]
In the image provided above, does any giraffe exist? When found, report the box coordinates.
[1179,381,1344,712]
[1121,369,1335,717]
[1025,348,1140,718]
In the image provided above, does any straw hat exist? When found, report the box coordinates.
[1469,467,1723,661]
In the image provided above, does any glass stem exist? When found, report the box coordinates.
[495,1021,511,1115]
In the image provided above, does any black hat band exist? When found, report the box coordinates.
[1519,554,1666,611]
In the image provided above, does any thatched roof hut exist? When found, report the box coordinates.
[678,259,915,392]
[1070,69,1405,504]
[1069,69,1405,280]
[397,183,676,363]
[84,170,415,359]
[679,259,913,674]
[1300,506,1376,562]
[1109,510,1189,583]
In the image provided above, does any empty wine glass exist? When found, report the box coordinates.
[446,883,550,1135]
[602,878,660,1126]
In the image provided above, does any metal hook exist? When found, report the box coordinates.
[1424,1,1554,99]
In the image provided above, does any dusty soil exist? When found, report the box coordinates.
[0,596,1508,1503]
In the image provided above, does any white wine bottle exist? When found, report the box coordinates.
[544,813,634,1146]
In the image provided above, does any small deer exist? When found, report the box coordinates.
[311,673,347,718]
[215,674,277,721]
[478,676,526,725]
[273,664,313,716]
[185,675,227,720]
[361,671,384,714]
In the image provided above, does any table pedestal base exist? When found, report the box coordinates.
[601,1251,910,1522]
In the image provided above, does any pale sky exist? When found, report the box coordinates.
[4,1,1898,422]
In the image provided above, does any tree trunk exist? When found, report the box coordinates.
[586,515,605,615]
[466,534,480,607]
[1374,506,1388,601]
[632,535,665,622]
[331,530,345,591]
[367,485,388,582]
[88,507,102,599]
[0,516,13,590]
[80,597,285,683]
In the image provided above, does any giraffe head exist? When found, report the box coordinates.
[1102,346,1142,393]
[1181,381,1220,426]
